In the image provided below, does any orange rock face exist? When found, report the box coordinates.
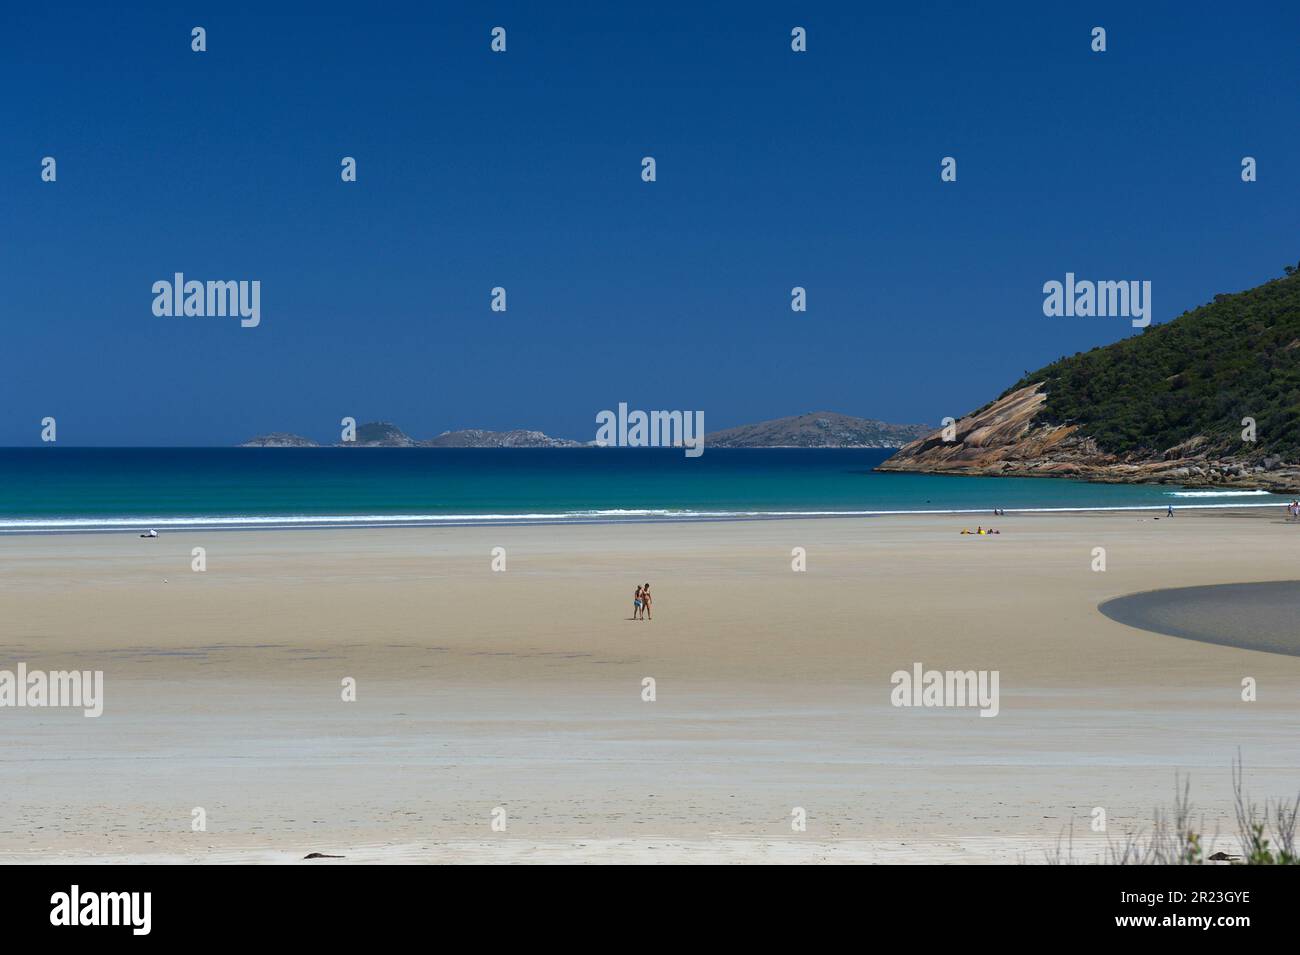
[877,384,1300,492]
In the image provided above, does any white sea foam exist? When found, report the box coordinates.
[0,501,1288,533]
[1166,489,1271,497]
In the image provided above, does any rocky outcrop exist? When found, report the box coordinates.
[708,412,931,448]
[878,384,1300,493]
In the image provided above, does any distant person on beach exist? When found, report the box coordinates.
[1167,505,1174,517]
[633,586,643,620]
[641,583,652,620]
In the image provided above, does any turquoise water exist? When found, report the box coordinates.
[0,448,1285,531]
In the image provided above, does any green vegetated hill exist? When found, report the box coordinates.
[1006,265,1300,460]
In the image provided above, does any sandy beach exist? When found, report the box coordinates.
[3,508,1299,864]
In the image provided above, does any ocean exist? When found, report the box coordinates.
[0,448,1286,532]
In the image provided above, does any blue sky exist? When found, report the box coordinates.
[3,1,1298,445]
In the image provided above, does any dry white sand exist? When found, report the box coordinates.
[2,508,1299,864]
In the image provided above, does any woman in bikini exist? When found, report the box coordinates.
[641,583,652,621]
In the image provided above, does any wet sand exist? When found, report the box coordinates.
[1101,580,1300,656]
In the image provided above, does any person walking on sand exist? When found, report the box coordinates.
[1167,505,1174,517]
[633,585,643,620]
[641,583,652,621]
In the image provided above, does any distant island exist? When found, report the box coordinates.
[880,263,1300,492]
[240,432,320,448]
[241,422,580,448]
[707,412,930,448]
[425,428,582,448]
[240,412,930,449]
